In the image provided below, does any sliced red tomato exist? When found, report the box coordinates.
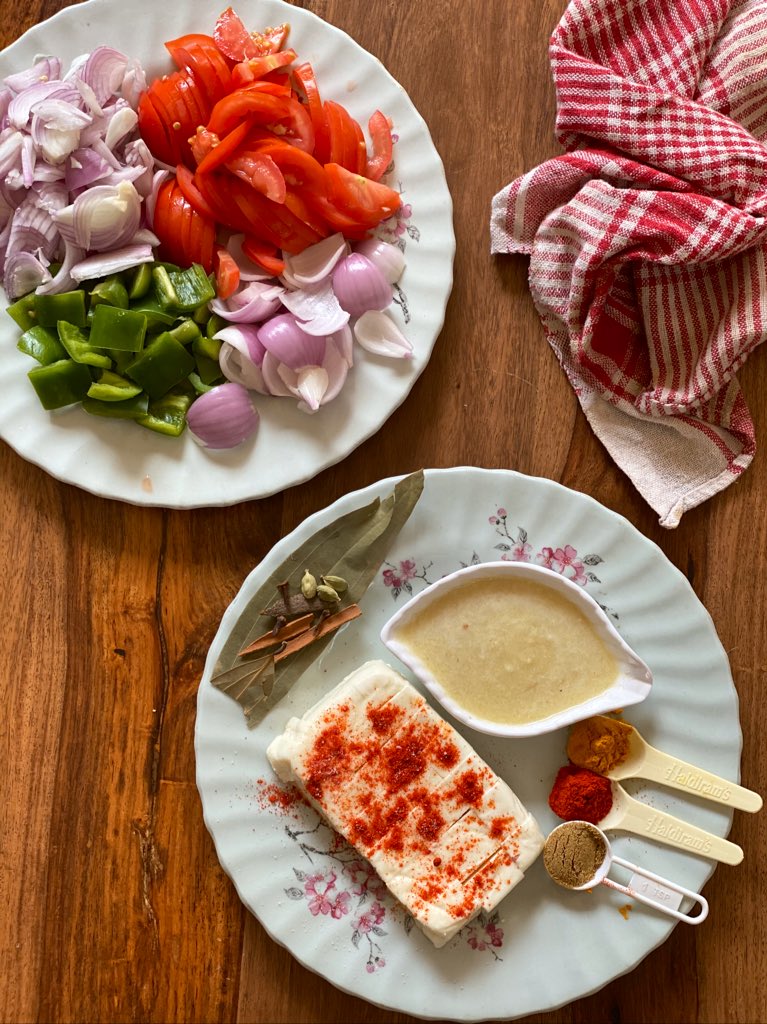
[138,91,176,165]
[143,71,208,166]
[206,90,288,136]
[230,178,323,253]
[225,150,286,203]
[365,110,393,181]
[292,63,330,165]
[350,116,367,175]
[214,246,240,299]
[307,194,370,239]
[249,139,326,194]
[241,236,285,276]
[195,120,252,173]
[324,163,401,229]
[324,100,363,172]
[231,49,296,87]
[194,171,252,232]
[175,163,218,221]
[152,179,216,271]
[215,8,290,61]
[283,188,330,238]
[165,33,232,103]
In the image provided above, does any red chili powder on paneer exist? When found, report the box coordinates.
[367,701,402,734]
[301,701,521,917]
[455,769,485,806]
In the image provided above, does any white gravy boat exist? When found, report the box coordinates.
[380,561,652,738]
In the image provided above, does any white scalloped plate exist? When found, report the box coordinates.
[195,468,741,1020]
[0,0,453,506]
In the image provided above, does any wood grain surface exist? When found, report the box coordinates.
[1,1,765,1022]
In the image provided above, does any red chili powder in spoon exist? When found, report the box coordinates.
[548,765,613,824]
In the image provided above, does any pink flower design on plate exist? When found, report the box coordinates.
[383,560,417,590]
[343,859,388,899]
[365,956,386,973]
[305,870,351,919]
[537,544,587,585]
[510,540,532,562]
[353,901,386,934]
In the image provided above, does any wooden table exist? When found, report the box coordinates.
[2,1,765,1021]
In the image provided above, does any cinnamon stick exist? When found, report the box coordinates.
[274,604,362,663]
[238,613,315,656]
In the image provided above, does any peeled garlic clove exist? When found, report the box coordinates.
[354,309,413,359]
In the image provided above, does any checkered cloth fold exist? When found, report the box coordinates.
[491,0,767,526]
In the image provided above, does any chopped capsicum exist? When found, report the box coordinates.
[35,291,87,329]
[6,293,37,330]
[89,275,129,309]
[136,390,193,436]
[127,263,154,301]
[28,359,93,410]
[126,331,196,399]
[89,304,148,352]
[82,393,150,420]
[87,370,143,402]
[169,318,201,345]
[17,325,67,365]
[57,321,112,368]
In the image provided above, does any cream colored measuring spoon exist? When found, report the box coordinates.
[599,782,743,865]
[580,717,763,813]
[545,821,709,924]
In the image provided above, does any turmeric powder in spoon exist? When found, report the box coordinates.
[567,716,633,775]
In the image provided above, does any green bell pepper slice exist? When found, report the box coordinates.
[206,313,227,339]
[17,325,67,365]
[168,318,201,345]
[89,304,147,352]
[154,263,215,313]
[89,275,129,309]
[28,359,93,410]
[128,296,175,329]
[87,370,143,402]
[126,331,196,399]
[6,293,38,331]
[82,393,150,420]
[137,391,193,437]
[57,321,112,369]
[35,290,87,329]
[127,263,154,301]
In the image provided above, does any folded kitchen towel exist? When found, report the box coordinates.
[491,0,767,526]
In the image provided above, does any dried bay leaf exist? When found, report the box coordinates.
[211,470,424,726]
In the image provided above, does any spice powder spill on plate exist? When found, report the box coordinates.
[266,660,544,947]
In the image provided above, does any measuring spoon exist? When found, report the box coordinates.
[585,717,762,813]
[599,782,743,864]
[545,821,709,924]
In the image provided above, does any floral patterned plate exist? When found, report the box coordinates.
[0,0,453,507]
[195,468,740,1020]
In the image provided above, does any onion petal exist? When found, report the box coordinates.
[283,232,349,287]
[257,313,326,370]
[70,242,154,282]
[354,309,414,359]
[280,278,349,335]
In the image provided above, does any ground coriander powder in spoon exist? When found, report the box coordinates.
[543,821,608,888]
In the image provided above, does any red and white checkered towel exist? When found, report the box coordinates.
[491,0,767,526]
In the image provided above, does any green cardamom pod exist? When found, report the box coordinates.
[321,574,348,594]
[316,584,340,603]
[301,570,317,599]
